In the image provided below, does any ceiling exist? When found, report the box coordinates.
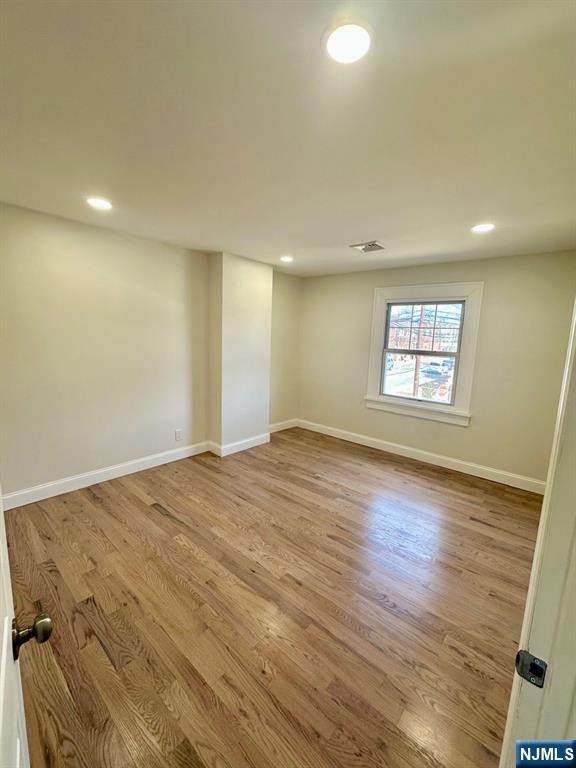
[1,0,575,276]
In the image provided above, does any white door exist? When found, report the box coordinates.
[0,485,29,768]
[499,301,576,766]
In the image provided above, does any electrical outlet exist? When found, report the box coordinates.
[174,428,183,442]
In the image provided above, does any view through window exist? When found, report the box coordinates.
[382,301,464,405]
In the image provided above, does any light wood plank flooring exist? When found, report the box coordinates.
[6,428,541,768]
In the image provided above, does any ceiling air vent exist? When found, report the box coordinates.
[349,240,385,253]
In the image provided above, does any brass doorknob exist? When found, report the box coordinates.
[12,612,53,660]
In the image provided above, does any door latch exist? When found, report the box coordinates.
[515,650,547,688]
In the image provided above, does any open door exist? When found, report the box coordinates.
[0,485,29,768]
[499,300,576,766]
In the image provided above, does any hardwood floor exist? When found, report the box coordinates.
[6,428,541,768]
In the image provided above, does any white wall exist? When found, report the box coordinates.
[270,272,301,425]
[221,253,273,445]
[208,252,273,449]
[1,202,574,499]
[207,253,223,446]
[0,204,208,494]
[298,251,576,482]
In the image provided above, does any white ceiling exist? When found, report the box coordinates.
[1,0,575,276]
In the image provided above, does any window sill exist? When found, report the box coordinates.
[364,395,471,426]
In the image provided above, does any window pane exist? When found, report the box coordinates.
[433,327,459,353]
[383,353,456,404]
[421,304,438,327]
[435,303,463,328]
[408,304,436,328]
[388,304,412,328]
[416,355,455,403]
[388,326,411,349]
[409,326,434,350]
[382,353,416,398]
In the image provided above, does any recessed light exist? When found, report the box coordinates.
[86,197,113,211]
[471,222,495,233]
[326,24,371,64]
[280,255,294,263]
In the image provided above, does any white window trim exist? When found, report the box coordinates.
[365,282,483,427]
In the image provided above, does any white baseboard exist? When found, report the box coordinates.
[2,442,210,511]
[297,419,546,495]
[3,420,545,511]
[270,419,299,433]
[207,432,270,458]
[267,418,544,492]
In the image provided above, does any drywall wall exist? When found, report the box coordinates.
[2,201,573,498]
[0,204,209,494]
[220,253,273,446]
[299,251,576,481]
[270,272,302,425]
[208,252,273,450]
[207,253,223,446]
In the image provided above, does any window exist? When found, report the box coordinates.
[383,301,464,405]
[366,283,483,426]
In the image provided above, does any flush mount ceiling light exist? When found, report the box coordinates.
[280,255,294,263]
[86,196,113,211]
[471,222,495,233]
[326,24,371,63]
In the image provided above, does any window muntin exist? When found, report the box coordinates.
[382,301,464,405]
